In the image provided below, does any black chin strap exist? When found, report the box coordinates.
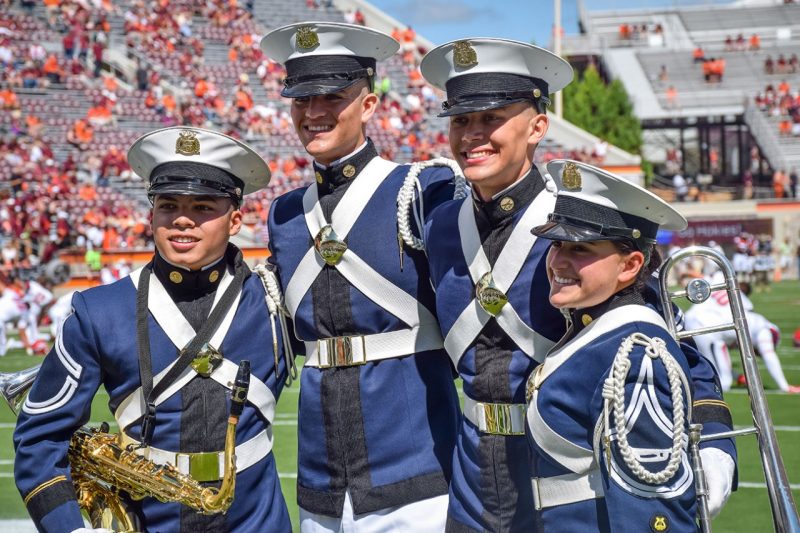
[135,251,248,448]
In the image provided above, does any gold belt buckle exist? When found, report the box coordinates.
[182,451,221,482]
[320,336,366,368]
[483,402,525,435]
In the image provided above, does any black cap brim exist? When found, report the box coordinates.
[148,182,233,199]
[532,220,617,242]
[438,97,532,117]
[281,77,364,98]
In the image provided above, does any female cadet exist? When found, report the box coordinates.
[421,38,735,532]
[526,160,696,532]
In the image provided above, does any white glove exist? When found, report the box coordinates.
[70,528,114,533]
[699,447,736,518]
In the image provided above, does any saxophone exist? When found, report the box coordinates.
[2,362,250,532]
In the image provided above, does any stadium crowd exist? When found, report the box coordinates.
[1,0,607,278]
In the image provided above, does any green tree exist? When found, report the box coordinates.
[562,64,642,155]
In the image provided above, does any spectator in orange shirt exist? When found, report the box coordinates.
[42,54,62,84]
[194,76,209,98]
[666,85,678,108]
[79,183,97,201]
[749,33,761,51]
[67,118,94,150]
[234,86,253,112]
[0,86,19,110]
[87,102,113,127]
[778,79,790,95]
[162,92,176,114]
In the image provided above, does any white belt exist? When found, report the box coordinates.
[119,427,273,480]
[531,469,604,510]
[462,396,526,436]
[303,323,443,368]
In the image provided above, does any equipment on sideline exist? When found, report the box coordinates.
[2,361,250,531]
[659,245,800,533]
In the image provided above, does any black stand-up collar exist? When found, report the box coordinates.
[314,138,379,195]
[472,165,545,227]
[569,284,645,336]
[152,245,235,301]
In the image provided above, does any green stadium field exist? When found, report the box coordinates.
[1,281,800,531]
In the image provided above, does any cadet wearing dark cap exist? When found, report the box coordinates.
[420,39,736,532]
[14,127,293,533]
[261,22,461,532]
[526,160,697,533]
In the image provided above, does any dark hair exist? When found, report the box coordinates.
[612,239,662,292]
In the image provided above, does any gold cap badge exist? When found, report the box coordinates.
[453,40,478,68]
[175,130,200,156]
[631,228,641,239]
[500,197,514,212]
[296,25,319,50]
[169,271,183,284]
[343,164,356,178]
[561,161,582,190]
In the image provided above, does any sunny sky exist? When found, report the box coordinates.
[366,0,734,47]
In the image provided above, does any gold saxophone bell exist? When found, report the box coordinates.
[3,361,249,530]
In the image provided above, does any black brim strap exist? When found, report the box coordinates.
[135,249,249,448]
[442,90,550,112]
[284,67,373,88]
[548,212,655,247]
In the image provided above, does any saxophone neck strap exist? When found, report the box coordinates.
[136,250,248,448]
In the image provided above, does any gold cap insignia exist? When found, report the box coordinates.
[631,228,641,239]
[296,25,319,50]
[453,40,478,68]
[343,164,356,178]
[315,171,323,184]
[500,197,514,212]
[649,514,669,533]
[209,270,219,283]
[533,88,542,98]
[314,225,347,265]
[191,343,223,378]
[475,272,508,316]
[561,161,582,190]
[175,130,200,156]
[581,313,593,326]
[169,271,183,284]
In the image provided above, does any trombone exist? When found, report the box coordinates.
[659,245,800,533]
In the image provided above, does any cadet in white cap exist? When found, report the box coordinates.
[14,127,293,533]
[526,160,698,532]
[261,23,461,532]
[421,39,736,531]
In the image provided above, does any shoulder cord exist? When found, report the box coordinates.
[254,264,297,386]
[601,332,691,485]
[396,157,469,251]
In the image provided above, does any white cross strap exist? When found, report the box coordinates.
[443,193,556,367]
[284,157,445,362]
[284,157,397,319]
